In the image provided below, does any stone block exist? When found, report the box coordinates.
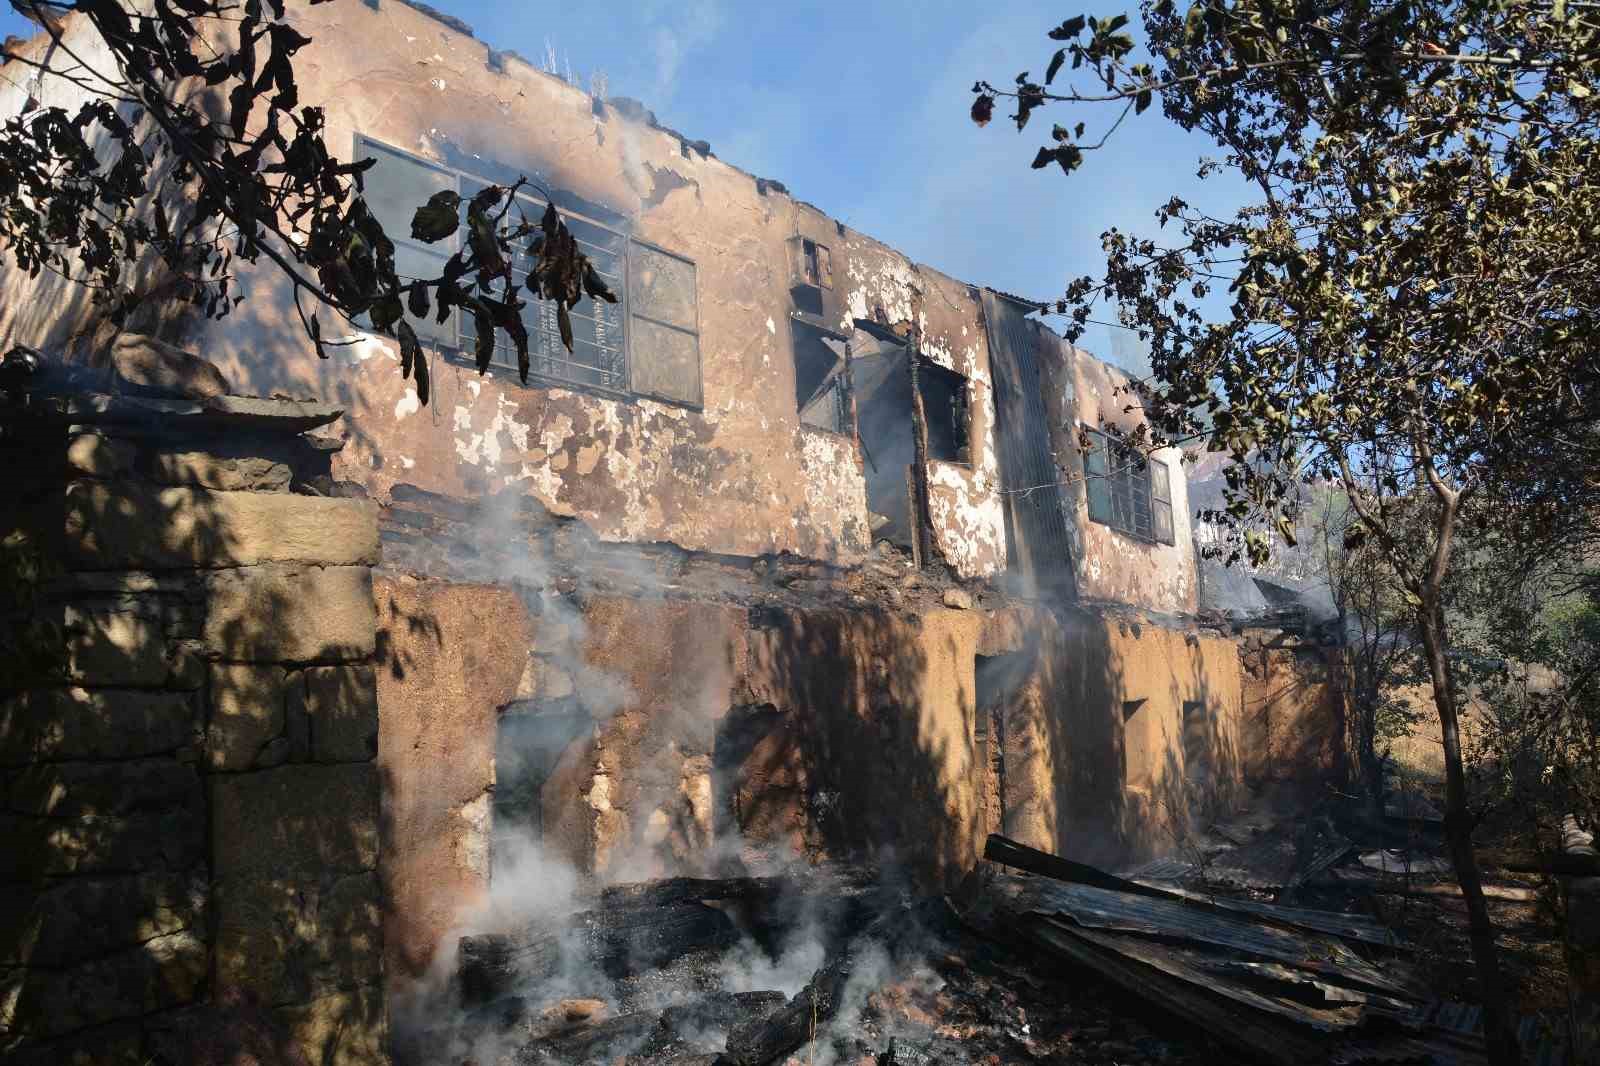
[215,871,382,1003]
[274,984,388,1066]
[64,606,169,686]
[64,482,379,569]
[295,664,378,763]
[110,333,231,399]
[207,663,288,771]
[0,930,206,1039]
[942,588,973,610]
[0,871,206,968]
[211,763,378,881]
[65,432,137,479]
[146,449,293,492]
[0,806,205,878]
[0,688,197,765]
[204,565,376,663]
[8,759,201,818]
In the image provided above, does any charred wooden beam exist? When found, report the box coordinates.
[713,910,904,1066]
[983,834,1175,899]
[460,902,740,1005]
[631,991,789,1062]
[597,876,784,909]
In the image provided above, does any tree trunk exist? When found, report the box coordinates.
[1416,603,1521,1065]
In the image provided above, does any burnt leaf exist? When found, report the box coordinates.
[583,262,618,303]
[1048,15,1087,39]
[369,292,402,332]
[412,335,430,405]
[1046,48,1067,85]
[407,281,429,319]
[228,83,254,137]
[970,93,995,126]
[411,190,462,243]
[472,303,495,373]
[396,318,418,379]
[557,302,574,351]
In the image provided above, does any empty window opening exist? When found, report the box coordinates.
[712,703,793,849]
[917,359,971,465]
[854,332,975,546]
[852,333,917,548]
[976,651,1031,839]
[1083,428,1175,545]
[492,701,588,878]
[790,237,833,290]
[792,319,851,434]
[1182,700,1213,791]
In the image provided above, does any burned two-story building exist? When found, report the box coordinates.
[0,0,1347,1055]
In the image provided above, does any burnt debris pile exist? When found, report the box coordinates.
[408,836,1585,1066]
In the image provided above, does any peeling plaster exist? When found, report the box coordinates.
[394,388,421,419]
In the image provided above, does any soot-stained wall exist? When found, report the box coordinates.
[0,0,1024,580]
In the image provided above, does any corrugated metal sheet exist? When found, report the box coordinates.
[980,290,1075,592]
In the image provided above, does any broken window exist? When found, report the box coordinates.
[789,236,832,290]
[357,136,701,406]
[492,702,589,872]
[791,318,850,434]
[1083,428,1175,545]
[917,358,970,464]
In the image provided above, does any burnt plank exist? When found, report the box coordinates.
[990,835,1402,949]
[987,874,1413,999]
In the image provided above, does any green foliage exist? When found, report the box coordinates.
[0,0,614,404]
[974,8,1600,1056]
[974,1,1600,567]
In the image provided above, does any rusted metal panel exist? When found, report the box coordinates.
[979,290,1075,594]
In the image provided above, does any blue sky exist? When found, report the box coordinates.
[1,0,1249,363]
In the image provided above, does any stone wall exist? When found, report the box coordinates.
[1,394,387,1065]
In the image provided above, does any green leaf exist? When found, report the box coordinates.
[1569,80,1591,99]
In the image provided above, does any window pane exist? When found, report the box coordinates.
[1084,432,1112,524]
[1086,474,1113,525]
[630,243,697,331]
[1150,459,1171,503]
[391,243,455,345]
[630,317,701,405]
[1153,499,1174,545]
[1130,461,1152,539]
[358,140,457,252]
[1084,432,1108,476]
